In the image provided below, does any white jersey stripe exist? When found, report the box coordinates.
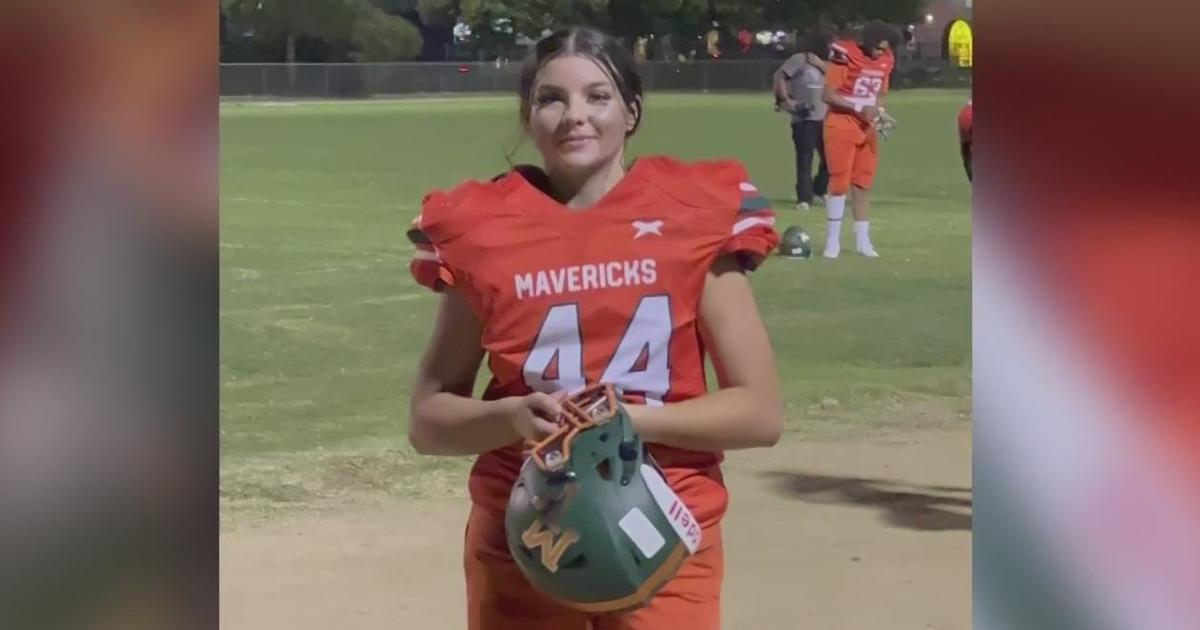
[732,215,776,235]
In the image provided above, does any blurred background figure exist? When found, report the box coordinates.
[958,98,972,181]
[0,1,216,629]
[977,1,1200,628]
[706,24,722,59]
[738,25,754,55]
[774,32,830,211]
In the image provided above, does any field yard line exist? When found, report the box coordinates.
[223,303,329,316]
[221,292,429,317]
[292,265,361,275]
[289,256,412,275]
[222,367,394,391]
[224,196,378,210]
[221,245,413,259]
[358,294,426,305]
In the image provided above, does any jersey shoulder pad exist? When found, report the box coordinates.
[407,175,507,292]
[637,155,767,213]
[828,39,860,65]
[410,176,506,245]
[636,156,778,271]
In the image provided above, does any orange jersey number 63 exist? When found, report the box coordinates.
[852,76,884,98]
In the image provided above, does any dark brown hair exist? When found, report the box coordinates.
[862,20,901,53]
[518,27,645,137]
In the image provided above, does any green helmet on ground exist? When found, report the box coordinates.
[505,384,702,614]
[778,225,813,259]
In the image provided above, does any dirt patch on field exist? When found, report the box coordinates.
[221,429,970,629]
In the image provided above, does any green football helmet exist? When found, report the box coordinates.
[778,225,813,259]
[505,385,702,614]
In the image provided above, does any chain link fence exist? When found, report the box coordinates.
[220,59,970,99]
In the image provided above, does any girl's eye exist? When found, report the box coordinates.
[589,92,612,103]
[536,93,561,105]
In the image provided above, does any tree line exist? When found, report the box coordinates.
[220,0,923,63]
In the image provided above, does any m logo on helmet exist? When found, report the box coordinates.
[521,519,581,573]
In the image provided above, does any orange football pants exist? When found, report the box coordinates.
[824,115,880,195]
[463,505,724,630]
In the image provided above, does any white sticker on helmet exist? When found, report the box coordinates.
[619,507,667,559]
[639,464,702,554]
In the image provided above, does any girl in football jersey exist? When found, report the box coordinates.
[407,26,783,630]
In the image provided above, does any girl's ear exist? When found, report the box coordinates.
[625,97,641,134]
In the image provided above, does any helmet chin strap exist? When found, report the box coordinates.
[617,401,641,486]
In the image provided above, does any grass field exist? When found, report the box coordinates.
[220,89,971,516]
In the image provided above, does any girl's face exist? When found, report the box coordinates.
[527,54,637,177]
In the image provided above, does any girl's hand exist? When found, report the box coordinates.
[504,391,568,443]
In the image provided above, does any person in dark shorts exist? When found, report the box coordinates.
[774,35,830,210]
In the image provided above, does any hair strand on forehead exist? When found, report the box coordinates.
[518,27,644,137]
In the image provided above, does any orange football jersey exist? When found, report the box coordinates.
[408,156,779,522]
[825,39,896,128]
[958,99,974,144]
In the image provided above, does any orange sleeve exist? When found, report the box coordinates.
[720,216,778,271]
[407,178,503,292]
[825,63,848,91]
[708,161,780,271]
[407,213,456,292]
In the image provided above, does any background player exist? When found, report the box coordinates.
[820,20,900,258]
[773,32,830,211]
[406,27,783,630]
[958,98,973,181]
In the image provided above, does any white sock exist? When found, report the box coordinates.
[855,221,871,249]
[825,195,846,255]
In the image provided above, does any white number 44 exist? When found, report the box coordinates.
[523,296,672,406]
